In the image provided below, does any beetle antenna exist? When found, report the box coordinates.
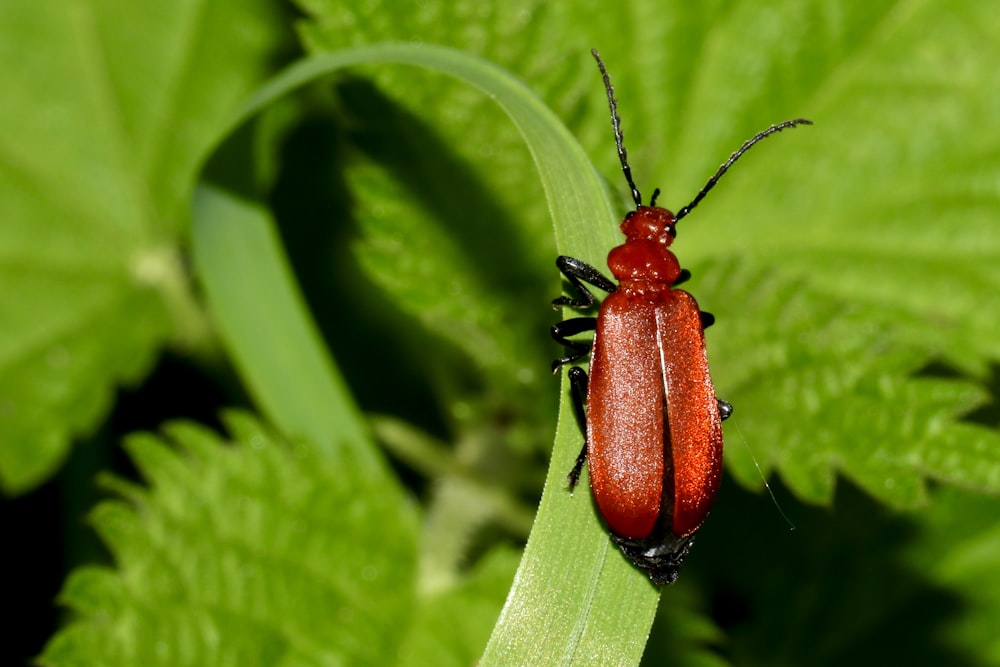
[674,118,812,222]
[592,49,643,209]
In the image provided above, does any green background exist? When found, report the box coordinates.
[2,1,999,665]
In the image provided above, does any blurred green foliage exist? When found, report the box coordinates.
[1,1,999,665]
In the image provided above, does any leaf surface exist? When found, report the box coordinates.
[0,0,286,493]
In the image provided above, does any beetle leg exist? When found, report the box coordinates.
[672,268,692,286]
[552,255,617,309]
[550,317,597,372]
[717,398,733,421]
[566,366,590,490]
[699,310,715,329]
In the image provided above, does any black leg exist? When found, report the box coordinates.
[551,317,597,372]
[550,255,610,488]
[672,268,692,287]
[717,398,733,421]
[566,366,589,490]
[552,256,617,309]
[699,310,715,329]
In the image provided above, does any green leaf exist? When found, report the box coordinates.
[642,583,728,667]
[40,413,419,667]
[27,1,1000,665]
[190,41,652,663]
[298,0,1000,512]
[295,3,607,417]
[0,0,287,493]
[671,1,1000,509]
[700,258,1000,508]
[691,481,1000,667]
[905,487,1000,663]
[192,185,374,466]
[398,547,520,667]
[292,3,1000,663]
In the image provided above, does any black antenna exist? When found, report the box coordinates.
[674,118,812,222]
[592,49,643,209]
[649,187,661,207]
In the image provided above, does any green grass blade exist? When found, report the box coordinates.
[194,42,659,664]
[191,186,372,463]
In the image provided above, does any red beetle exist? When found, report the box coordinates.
[552,50,810,584]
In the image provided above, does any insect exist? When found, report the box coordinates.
[552,49,810,585]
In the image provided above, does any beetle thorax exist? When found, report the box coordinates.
[607,206,682,286]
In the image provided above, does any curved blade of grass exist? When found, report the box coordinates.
[191,186,374,464]
[193,43,659,665]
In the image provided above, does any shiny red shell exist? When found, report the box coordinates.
[586,206,723,540]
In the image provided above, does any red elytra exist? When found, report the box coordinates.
[589,205,721,541]
[551,50,809,584]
